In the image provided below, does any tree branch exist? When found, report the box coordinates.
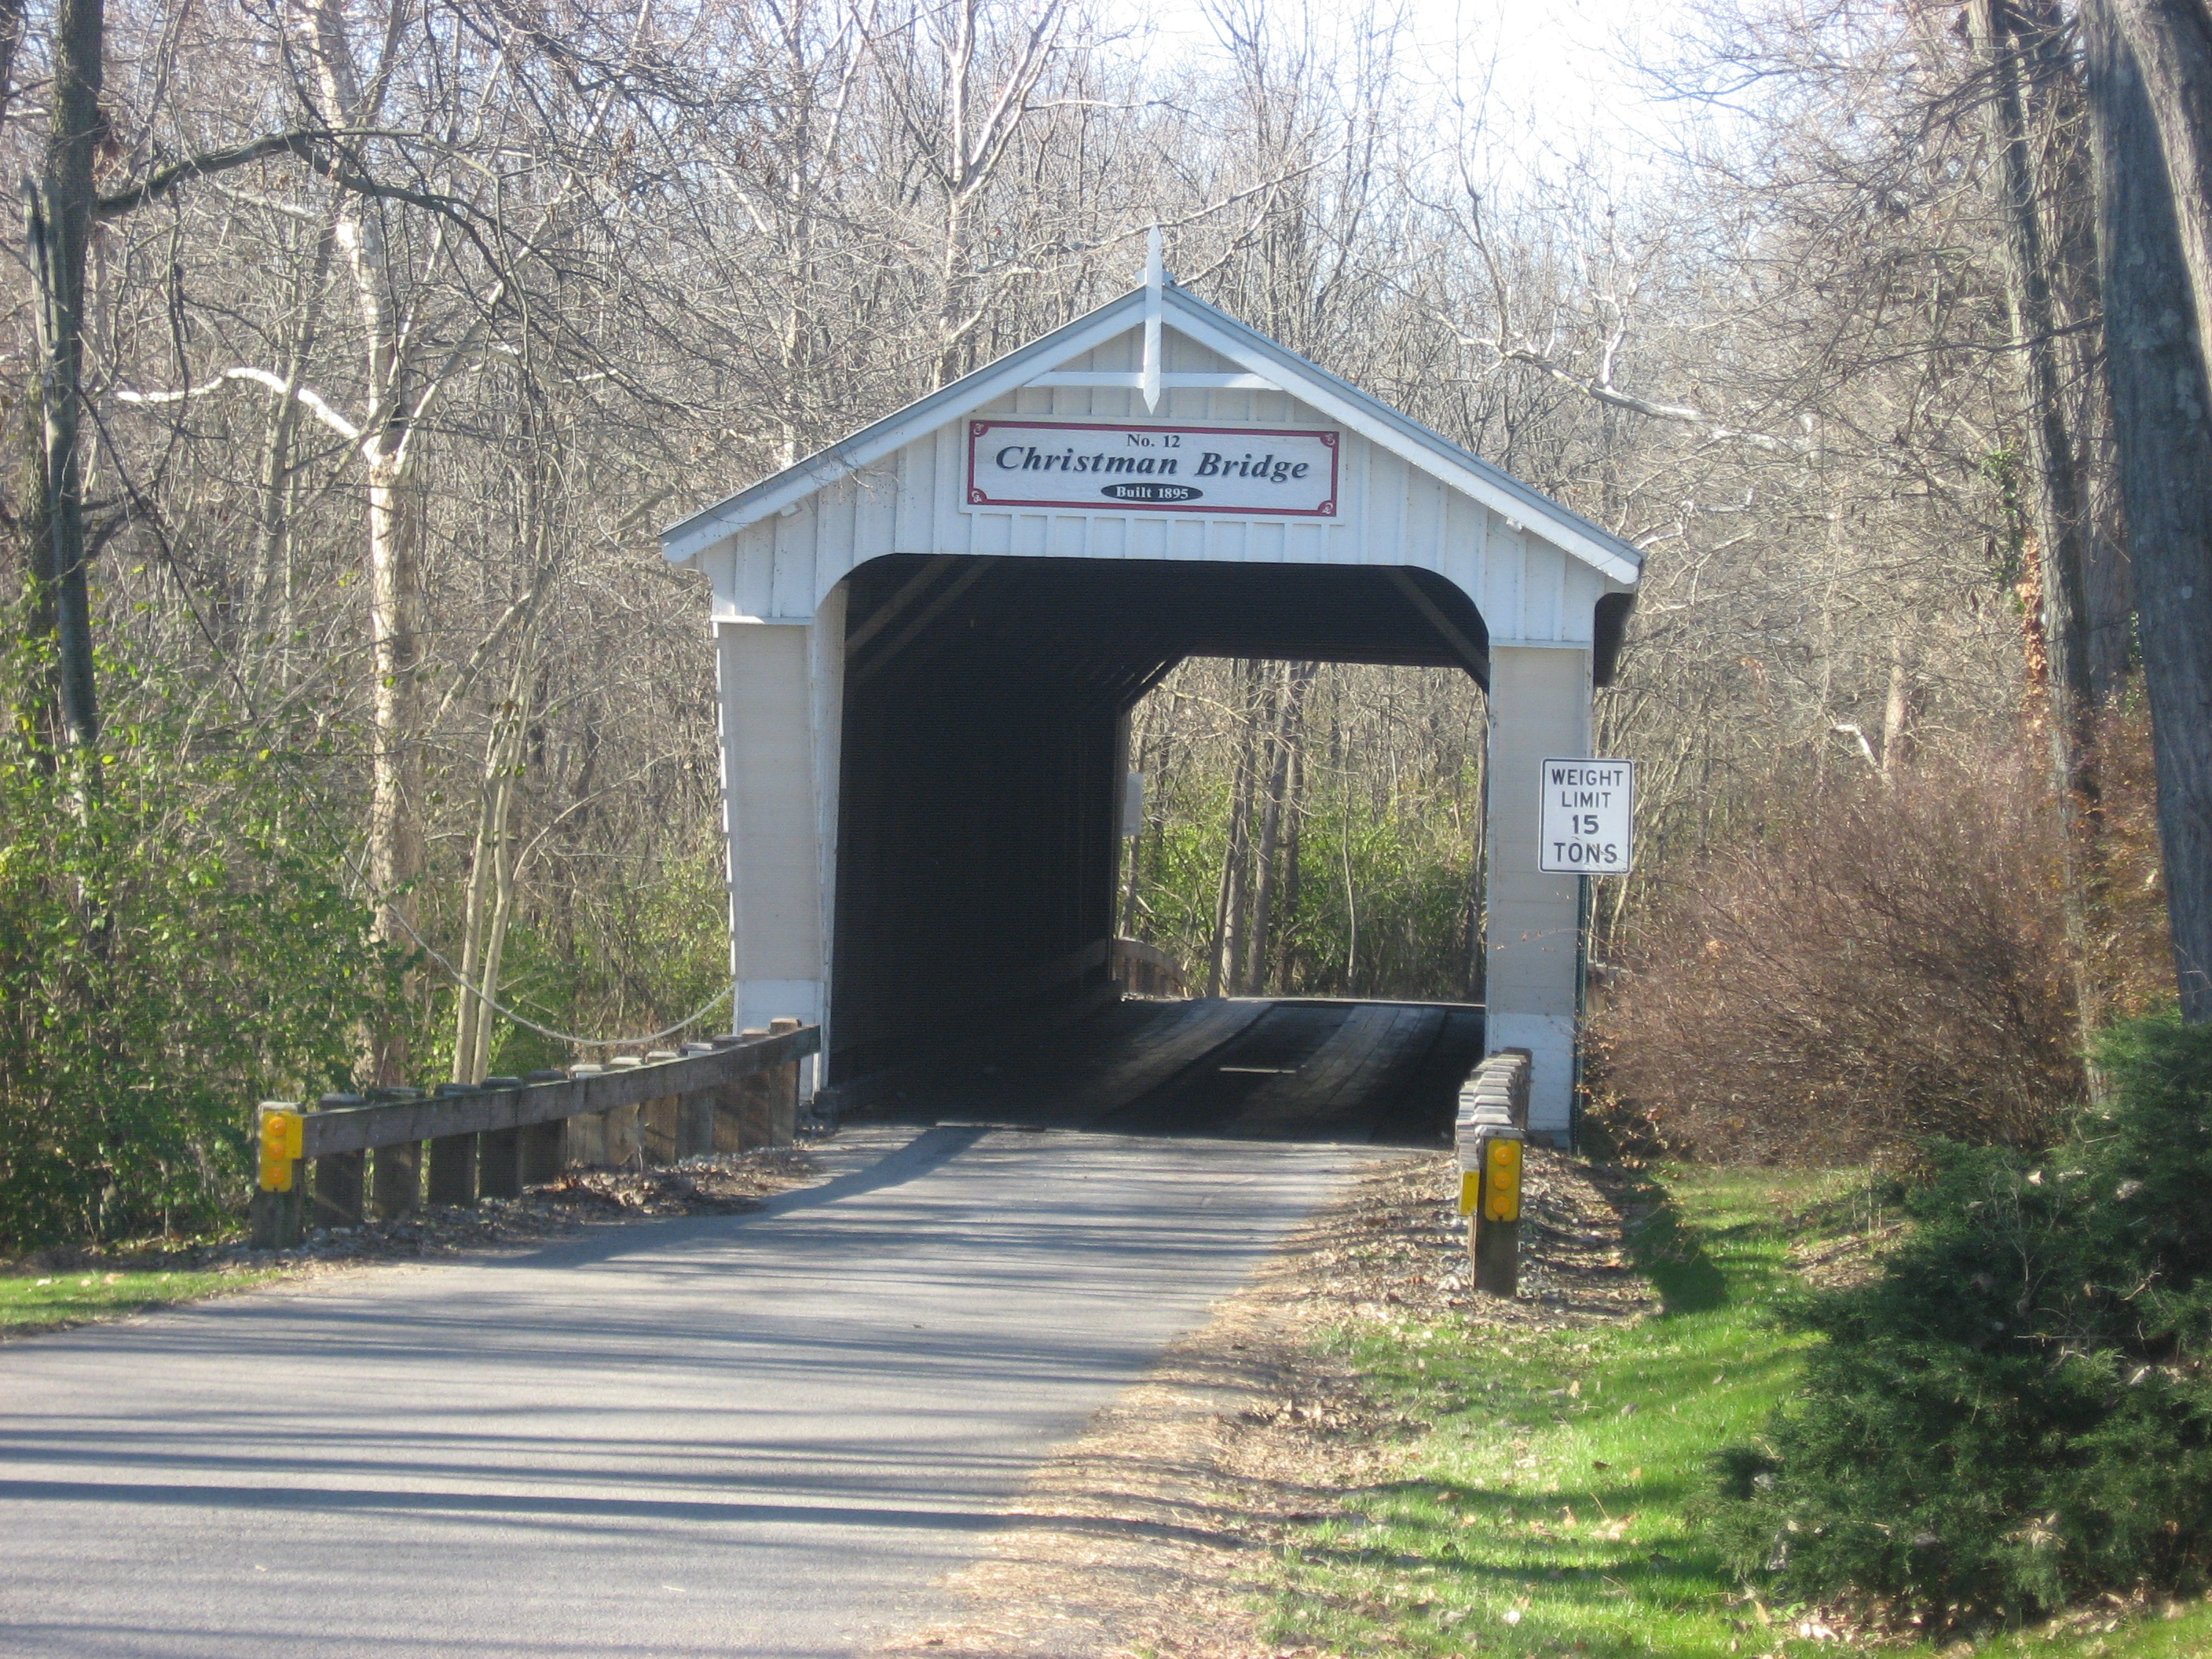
[91,126,496,255]
[94,130,320,218]
[114,365,363,442]
[1492,339,1809,456]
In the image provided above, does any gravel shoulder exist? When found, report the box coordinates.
[0,1139,862,1339]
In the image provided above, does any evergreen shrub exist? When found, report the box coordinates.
[1708,1015,2212,1630]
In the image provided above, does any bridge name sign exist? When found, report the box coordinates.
[966,420,1339,516]
[1539,758,1635,874]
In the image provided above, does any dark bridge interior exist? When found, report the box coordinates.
[828,553,1494,1084]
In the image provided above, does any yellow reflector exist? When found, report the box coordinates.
[258,1109,303,1192]
[1459,1170,1481,1216]
[1483,1137,1523,1222]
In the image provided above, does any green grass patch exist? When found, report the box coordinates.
[0,1265,273,1332]
[1259,1165,2210,1657]
[1976,1605,2212,1658]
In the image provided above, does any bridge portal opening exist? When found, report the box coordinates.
[829,554,1489,1081]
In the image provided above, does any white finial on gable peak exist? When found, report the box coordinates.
[1142,225,1165,412]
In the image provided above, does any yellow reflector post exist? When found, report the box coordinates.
[258,1108,303,1192]
[1482,1136,1522,1222]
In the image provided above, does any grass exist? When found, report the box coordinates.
[1259,1165,2212,1658]
[0,1265,274,1333]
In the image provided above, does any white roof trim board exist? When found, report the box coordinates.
[661,284,1643,587]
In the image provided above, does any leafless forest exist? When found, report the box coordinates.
[3,0,2207,1235]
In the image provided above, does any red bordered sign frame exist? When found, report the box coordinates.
[965,420,1340,517]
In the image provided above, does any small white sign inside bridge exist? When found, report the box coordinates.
[1539,758,1635,874]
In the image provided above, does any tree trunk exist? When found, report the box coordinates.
[2111,0,2212,353]
[2018,0,2138,704]
[1245,661,1314,995]
[452,711,523,1084]
[2085,0,2212,1020]
[364,458,423,1080]
[25,0,104,753]
[1130,697,1174,942]
[1279,696,1308,991]
[1880,628,1915,780]
[0,0,30,134]
[250,216,336,687]
[469,790,521,1081]
[1970,0,2109,1047]
[295,0,427,1082]
[1208,663,1262,997]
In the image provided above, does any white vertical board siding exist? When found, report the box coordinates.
[1484,644,1596,1137]
[1522,537,1564,643]
[716,621,829,990]
[894,436,930,550]
[1561,561,1608,643]
[1482,515,1525,645]
[1439,489,1488,602]
[694,383,1628,643]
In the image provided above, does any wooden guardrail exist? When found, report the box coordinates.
[250,1022,821,1249]
[1110,936,1188,998]
[1456,1048,1531,1296]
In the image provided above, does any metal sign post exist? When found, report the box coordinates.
[1538,758,1635,876]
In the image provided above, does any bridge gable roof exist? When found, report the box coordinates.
[661,284,1641,587]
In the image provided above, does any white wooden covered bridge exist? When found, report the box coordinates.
[661,253,1640,1141]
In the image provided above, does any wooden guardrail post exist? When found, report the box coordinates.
[310,1093,367,1228]
[1457,1051,1531,1297]
[603,1057,644,1165]
[369,1090,424,1218]
[1466,1129,1524,1295]
[676,1043,720,1156]
[734,1028,771,1146]
[250,1102,306,1249]
[708,1035,748,1151]
[520,1070,568,1184]
[478,1078,526,1199]
[564,1064,607,1164]
[1109,936,1188,998]
[427,1084,482,1206]
[643,1050,683,1163]
[767,1017,803,1143]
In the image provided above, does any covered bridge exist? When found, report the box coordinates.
[661,253,1640,1141]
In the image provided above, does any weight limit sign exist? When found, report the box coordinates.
[1538,758,1635,875]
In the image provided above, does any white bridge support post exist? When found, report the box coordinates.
[714,595,844,1078]
[1483,644,1593,1144]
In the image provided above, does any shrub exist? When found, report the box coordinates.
[1707,1015,2212,1630]
[0,635,393,1247]
[1590,747,2081,1163]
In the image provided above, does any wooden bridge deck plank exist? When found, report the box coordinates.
[1225,1002,1446,1139]
[1057,998,1277,1121]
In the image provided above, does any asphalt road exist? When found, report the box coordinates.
[0,1126,1355,1658]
